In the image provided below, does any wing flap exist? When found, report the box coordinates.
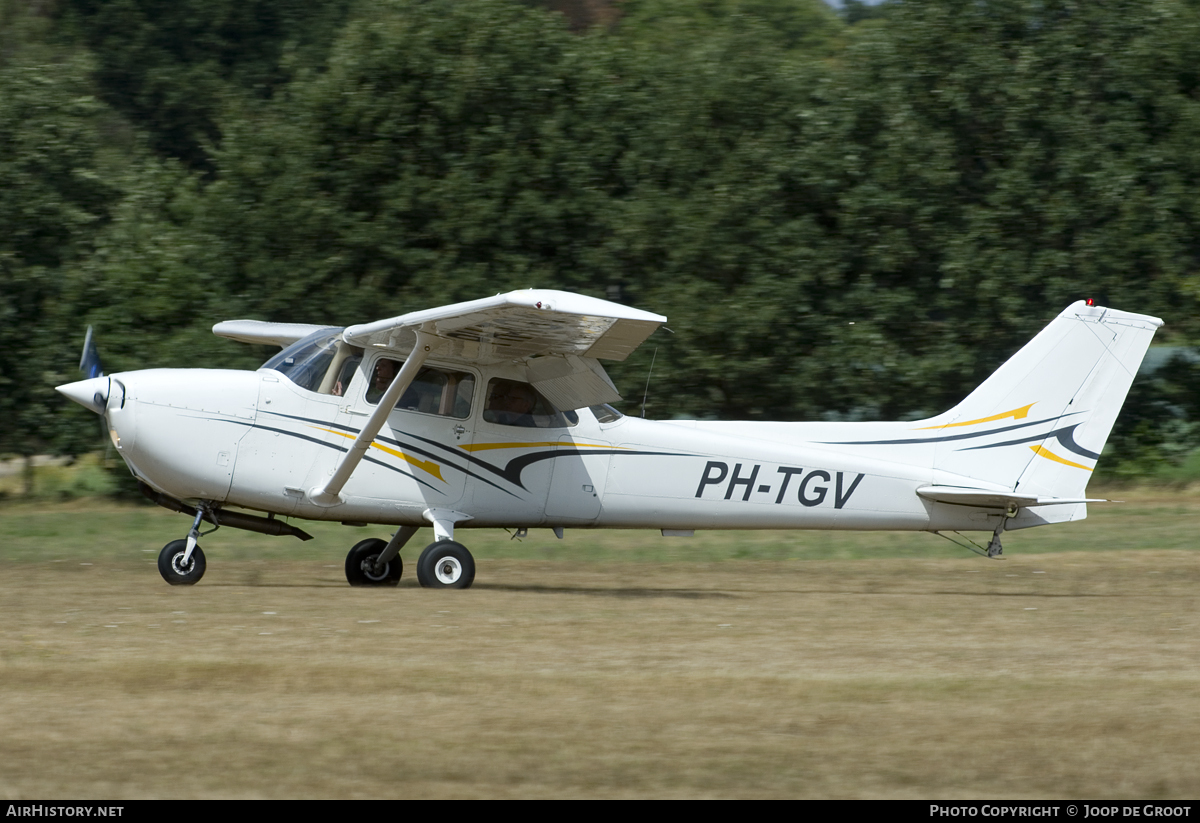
[526,355,621,410]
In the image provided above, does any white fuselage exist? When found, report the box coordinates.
[105,360,1070,537]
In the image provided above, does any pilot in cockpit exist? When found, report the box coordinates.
[331,355,361,397]
[485,379,537,427]
[365,359,398,404]
[482,378,579,428]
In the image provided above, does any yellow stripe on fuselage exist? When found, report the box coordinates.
[915,403,1036,430]
[460,441,625,453]
[1029,444,1092,471]
[309,426,445,481]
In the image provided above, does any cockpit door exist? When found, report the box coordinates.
[460,376,589,526]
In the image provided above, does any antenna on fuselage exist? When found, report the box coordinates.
[641,347,657,418]
[639,325,673,418]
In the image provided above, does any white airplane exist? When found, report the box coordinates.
[56,290,1162,588]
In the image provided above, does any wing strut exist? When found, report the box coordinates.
[309,328,439,507]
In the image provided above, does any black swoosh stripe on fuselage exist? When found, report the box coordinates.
[257,411,518,495]
[399,429,684,490]
[817,412,1085,448]
[212,417,444,493]
[261,410,685,491]
[955,423,1101,461]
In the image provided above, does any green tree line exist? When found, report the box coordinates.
[2,0,1199,489]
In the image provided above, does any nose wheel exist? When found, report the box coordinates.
[158,505,213,585]
[416,541,475,589]
[158,539,207,585]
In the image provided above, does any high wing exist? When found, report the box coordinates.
[213,320,336,348]
[300,289,666,506]
[213,289,666,411]
[345,289,665,411]
[342,289,665,363]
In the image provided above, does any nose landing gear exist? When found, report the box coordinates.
[158,539,207,585]
[157,505,214,585]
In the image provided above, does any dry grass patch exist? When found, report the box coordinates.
[1,550,1199,798]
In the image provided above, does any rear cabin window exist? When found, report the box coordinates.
[366,358,474,419]
[589,404,624,423]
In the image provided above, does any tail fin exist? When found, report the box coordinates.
[926,302,1162,499]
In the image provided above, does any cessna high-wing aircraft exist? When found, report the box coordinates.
[56,290,1162,588]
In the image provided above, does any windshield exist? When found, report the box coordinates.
[261,328,344,392]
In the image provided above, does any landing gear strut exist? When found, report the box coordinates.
[413,508,475,589]
[158,506,211,585]
[341,513,476,589]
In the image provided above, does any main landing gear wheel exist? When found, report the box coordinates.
[416,541,475,589]
[158,539,206,586]
[345,538,403,587]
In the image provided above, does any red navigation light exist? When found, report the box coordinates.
[1085,298,1095,307]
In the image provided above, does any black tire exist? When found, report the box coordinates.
[416,541,475,589]
[158,539,206,585]
[345,538,403,587]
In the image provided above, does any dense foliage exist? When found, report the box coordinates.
[3,0,1199,484]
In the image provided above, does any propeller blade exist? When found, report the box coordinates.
[80,325,105,379]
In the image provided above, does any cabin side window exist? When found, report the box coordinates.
[365,358,475,419]
[483,378,579,428]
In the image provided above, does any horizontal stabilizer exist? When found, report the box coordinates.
[917,485,1104,509]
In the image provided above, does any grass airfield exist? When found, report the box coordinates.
[1,490,1199,798]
